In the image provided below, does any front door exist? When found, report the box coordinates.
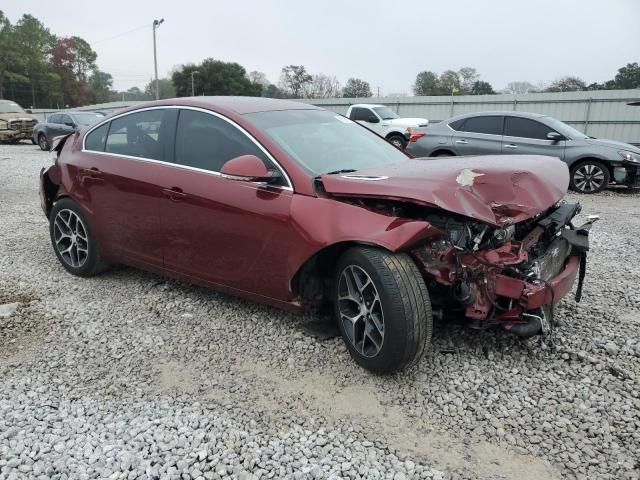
[160,108,294,300]
[501,116,566,160]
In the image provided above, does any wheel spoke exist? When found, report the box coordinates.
[53,209,89,269]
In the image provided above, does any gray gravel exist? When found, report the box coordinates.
[1,144,639,480]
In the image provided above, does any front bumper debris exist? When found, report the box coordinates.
[412,202,596,336]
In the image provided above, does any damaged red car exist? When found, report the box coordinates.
[39,97,595,373]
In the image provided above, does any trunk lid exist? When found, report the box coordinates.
[320,155,569,226]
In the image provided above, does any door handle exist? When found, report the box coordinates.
[80,167,102,177]
[162,187,187,202]
[504,144,518,149]
[455,139,468,144]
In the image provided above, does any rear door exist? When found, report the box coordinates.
[46,114,67,140]
[78,108,174,266]
[451,115,503,155]
[502,116,566,160]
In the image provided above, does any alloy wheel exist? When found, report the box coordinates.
[53,209,89,268]
[39,135,48,151]
[573,164,605,192]
[390,138,403,148]
[338,265,385,357]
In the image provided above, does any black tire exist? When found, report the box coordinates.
[38,133,49,151]
[49,197,109,277]
[434,151,455,157]
[387,135,407,150]
[569,160,610,194]
[334,247,432,374]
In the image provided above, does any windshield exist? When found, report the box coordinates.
[0,102,25,114]
[246,110,408,175]
[544,117,589,140]
[372,106,399,120]
[72,112,104,126]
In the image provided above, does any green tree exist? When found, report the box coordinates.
[50,36,98,106]
[341,78,372,98]
[278,65,312,98]
[0,11,18,100]
[545,76,587,92]
[144,78,175,99]
[458,67,479,93]
[88,70,113,104]
[13,14,55,107]
[613,62,640,89]
[439,70,461,93]
[172,59,260,97]
[413,71,441,96]
[263,83,284,98]
[470,80,495,95]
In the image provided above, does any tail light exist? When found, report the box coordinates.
[410,132,426,142]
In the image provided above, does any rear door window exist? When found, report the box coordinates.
[48,114,61,124]
[105,109,166,160]
[459,116,503,135]
[174,109,271,173]
[504,117,554,140]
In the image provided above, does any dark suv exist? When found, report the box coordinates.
[406,111,640,193]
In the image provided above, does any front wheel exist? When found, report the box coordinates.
[334,247,432,374]
[570,161,609,193]
[387,135,407,150]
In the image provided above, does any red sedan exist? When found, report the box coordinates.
[40,97,595,373]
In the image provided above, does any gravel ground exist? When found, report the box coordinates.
[0,144,639,480]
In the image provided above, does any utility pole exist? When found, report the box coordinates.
[377,86,380,97]
[152,18,164,100]
[191,70,199,97]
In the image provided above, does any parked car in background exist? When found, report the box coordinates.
[346,104,428,149]
[0,100,39,144]
[40,97,594,373]
[406,111,640,194]
[32,111,105,151]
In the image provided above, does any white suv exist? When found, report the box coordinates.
[346,104,428,149]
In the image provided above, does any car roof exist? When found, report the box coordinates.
[128,96,322,115]
[448,111,549,122]
[350,104,385,109]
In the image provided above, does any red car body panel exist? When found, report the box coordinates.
[40,97,589,328]
[320,155,569,227]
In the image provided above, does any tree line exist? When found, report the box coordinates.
[1,10,638,109]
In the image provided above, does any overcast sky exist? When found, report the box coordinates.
[4,0,639,94]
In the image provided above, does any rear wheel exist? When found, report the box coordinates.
[49,198,109,277]
[38,133,49,151]
[334,247,432,374]
[570,161,609,193]
[387,134,407,150]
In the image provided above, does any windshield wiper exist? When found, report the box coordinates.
[323,169,357,175]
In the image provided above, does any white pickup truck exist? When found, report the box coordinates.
[346,104,428,149]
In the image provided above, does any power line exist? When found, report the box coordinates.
[91,24,150,44]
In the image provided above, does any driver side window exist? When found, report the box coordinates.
[105,109,165,160]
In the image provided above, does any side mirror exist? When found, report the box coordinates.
[65,122,76,128]
[547,132,564,142]
[367,115,380,123]
[220,155,280,183]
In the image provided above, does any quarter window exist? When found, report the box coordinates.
[459,116,503,135]
[448,119,465,131]
[504,117,555,140]
[105,109,166,160]
[174,109,270,173]
[85,123,109,152]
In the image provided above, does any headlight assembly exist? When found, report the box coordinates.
[618,150,640,163]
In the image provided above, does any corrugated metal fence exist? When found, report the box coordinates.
[31,89,640,144]
[302,89,640,144]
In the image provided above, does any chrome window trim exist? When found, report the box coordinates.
[81,105,294,191]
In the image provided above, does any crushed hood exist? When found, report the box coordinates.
[320,155,569,226]
[0,112,38,122]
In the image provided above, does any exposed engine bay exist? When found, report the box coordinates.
[342,197,596,337]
